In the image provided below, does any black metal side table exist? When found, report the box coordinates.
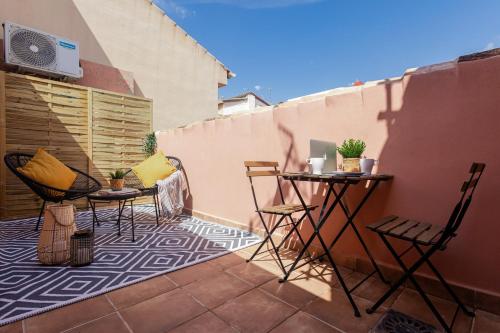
[87,189,140,242]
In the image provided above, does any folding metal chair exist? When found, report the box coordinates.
[365,162,485,333]
[244,161,317,274]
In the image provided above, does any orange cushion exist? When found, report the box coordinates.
[17,148,77,190]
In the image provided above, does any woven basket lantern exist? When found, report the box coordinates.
[37,204,77,265]
[70,229,94,267]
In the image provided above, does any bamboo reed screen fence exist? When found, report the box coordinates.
[0,71,152,219]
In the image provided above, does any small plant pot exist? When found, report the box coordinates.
[343,158,361,172]
[110,179,124,191]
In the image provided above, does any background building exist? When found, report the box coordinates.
[0,0,232,130]
[218,92,270,116]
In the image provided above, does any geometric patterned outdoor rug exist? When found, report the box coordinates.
[0,205,261,326]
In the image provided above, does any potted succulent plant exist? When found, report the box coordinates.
[108,170,126,191]
[337,139,366,172]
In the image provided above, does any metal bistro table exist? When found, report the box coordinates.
[280,172,393,317]
[87,189,141,242]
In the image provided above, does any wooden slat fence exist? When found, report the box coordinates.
[0,72,152,219]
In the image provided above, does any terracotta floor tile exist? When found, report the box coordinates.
[107,275,177,309]
[65,313,130,333]
[119,288,206,333]
[473,310,500,333]
[277,263,345,301]
[243,247,299,276]
[213,289,296,333]
[270,311,340,333]
[226,262,277,286]
[412,274,475,307]
[453,311,475,333]
[356,258,404,284]
[259,279,320,309]
[234,249,253,260]
[303,289,382,333]
[391,288,473,332]
[168,311,236,333]
[25,296,114,333]
[239,243,265,255]
[207,253,247,270]
[182,272,253,308]
[291,262,352,289]
[166,261,222,286]
[0,321,22,333]
[475,291,500,315]
[350,274,402,306]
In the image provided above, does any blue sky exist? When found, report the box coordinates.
[154,0,499,103]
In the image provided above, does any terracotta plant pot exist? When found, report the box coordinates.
[110,179,124,191]
[343,158,361,172]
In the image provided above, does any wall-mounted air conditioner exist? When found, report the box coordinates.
[3,21,83,79]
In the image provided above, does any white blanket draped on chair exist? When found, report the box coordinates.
[156,170,187,217]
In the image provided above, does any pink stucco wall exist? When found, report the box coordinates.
[76,60,136,95]
[157,55,500,296]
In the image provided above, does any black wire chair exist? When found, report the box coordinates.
[123,156,183,225]
[4,152,102,231]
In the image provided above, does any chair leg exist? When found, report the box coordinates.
[153,193,160,226]
[247,214,288,274]
[130,200,135,242]
[414,244,475,317]
[375,235,452,333]
[35,201,46,231]
[276,213,312,258]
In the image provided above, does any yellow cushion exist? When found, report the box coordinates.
[132,152,176,188]
[17,148,77,190]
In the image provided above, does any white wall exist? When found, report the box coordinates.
[0,0,230,130]
[219,94,269,116]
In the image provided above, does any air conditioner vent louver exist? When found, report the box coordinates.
[10,29,57,68]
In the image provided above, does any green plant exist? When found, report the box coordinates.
[143,132,157,157]
[109,169,126,179]
[337,139,366,158]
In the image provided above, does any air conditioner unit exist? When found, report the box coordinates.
[3,21,83,79]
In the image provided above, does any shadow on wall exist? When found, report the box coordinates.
[1,76,108,219]
[265,55,500,295]
[156,53,500,295]
[0,0,140,96]
[371,56,500,292]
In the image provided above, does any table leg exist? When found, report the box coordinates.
[282,180,362,317]
[130,200,135,242]
[117,200,127,236]
[279,181,348,281]
[327,180,388,284]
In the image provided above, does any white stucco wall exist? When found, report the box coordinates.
[218,94,269,116]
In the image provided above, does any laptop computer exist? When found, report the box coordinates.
[309,139,337,173]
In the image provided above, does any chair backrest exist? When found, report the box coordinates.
[124,155,183,190]
[440,162,485,244]
[3,152,102,202]
[166,156,183,172]
[244,161,284,211]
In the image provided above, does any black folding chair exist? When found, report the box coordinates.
[365,162,485,333]
[244,161,317,274]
